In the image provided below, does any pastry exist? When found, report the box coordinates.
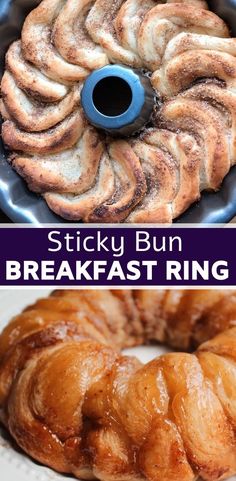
[1,0,236,222]
[2,289,236,480]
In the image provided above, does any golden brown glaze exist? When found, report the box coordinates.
[2,290,236,480]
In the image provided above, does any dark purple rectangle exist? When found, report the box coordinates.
[0,226,234,286]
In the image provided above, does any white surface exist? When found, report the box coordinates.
[0,290,235,481]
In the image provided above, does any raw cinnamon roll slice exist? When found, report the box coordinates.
[87,140,147,223]
[114,0,155,54]
[85,0,142,67]
[11,127,103,194]
[153,50,236,97]
[6,41,69,102]
[138,4,229,71]
[2,110,85,155]
[53,0,108,70]
[158,97,230,191]
[163,33,236,65]
[142,129,202,219]
[1,71,81,132]
[181,84,236,164]
[21,0,88,84]
[126,137,178,223]
[44,153,115,221]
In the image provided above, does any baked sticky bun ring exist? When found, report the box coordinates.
[1,0,236,222]
[2,290,236,480]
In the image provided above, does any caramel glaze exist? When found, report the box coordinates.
[2,289,236,480]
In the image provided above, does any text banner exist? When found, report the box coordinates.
[0,226,235,286]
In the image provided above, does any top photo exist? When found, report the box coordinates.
[1,0,236,224]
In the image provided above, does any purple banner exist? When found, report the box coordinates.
[0,226,235,286]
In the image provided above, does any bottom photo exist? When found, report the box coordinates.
[0,289,236,481]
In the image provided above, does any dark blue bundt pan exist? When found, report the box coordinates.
[0,0,236,223]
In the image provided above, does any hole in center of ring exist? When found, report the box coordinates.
[92,76,133,117]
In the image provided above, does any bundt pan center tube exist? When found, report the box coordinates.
[81,65,155,136]
[3,289,236,480]
[2,0,236,223]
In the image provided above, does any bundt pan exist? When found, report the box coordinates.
[1,0,236,224]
